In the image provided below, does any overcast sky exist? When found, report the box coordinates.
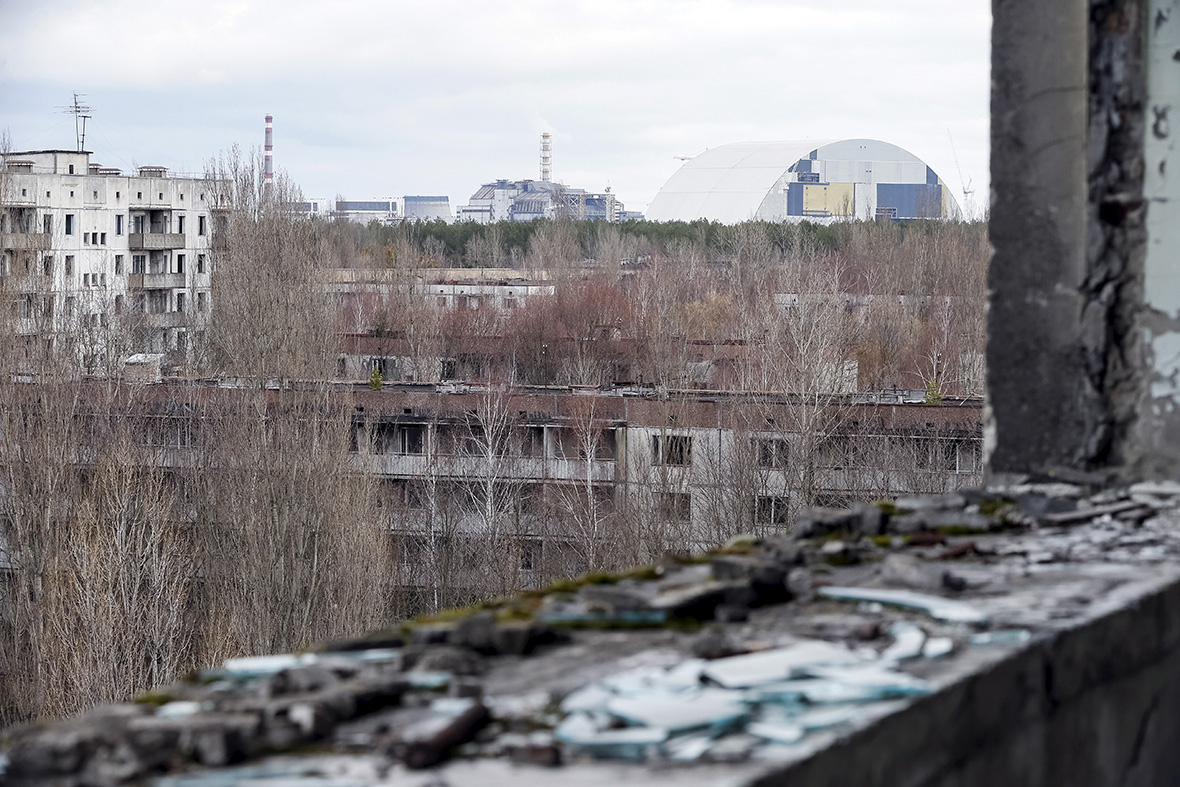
[0,0,990,217]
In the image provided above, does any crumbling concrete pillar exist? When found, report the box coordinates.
[987,0,1092,476]
[987,0,1180,480]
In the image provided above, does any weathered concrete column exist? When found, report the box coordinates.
[987,0,1091,476]
[1139,0,1180,475]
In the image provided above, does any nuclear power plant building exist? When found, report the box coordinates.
[646,138,959,223]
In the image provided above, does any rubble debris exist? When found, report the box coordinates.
[6,483,1180,783]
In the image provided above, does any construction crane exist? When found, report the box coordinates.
[947,130,975,211]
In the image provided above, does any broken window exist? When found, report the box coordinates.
[653,434,692,466]
[756,437,789,469]
[756,495,790,526]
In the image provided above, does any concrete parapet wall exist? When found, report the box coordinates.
[752,571,1180,786]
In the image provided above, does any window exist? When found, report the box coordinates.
[197,254,206,274]
[21,188,27,197]
[116,215,124,236]
[653,434,692,466]
[756,495,790,526]
[114,295,123,314]
[82,274,89,287]
[43,214,52,235]
[197,292,207,312]
[42,256,53,276]
[176,293,186,313]
[176,254,185,274]
[70,191,74,198]
[658,492,692,522]
[134,215,144,234]
[116,191,121,200]
[115,254,124,275]
[158,192,163,200]
[92,190,98,199]
[100,232,106,245]
[132,255,146,274]
[179,193,185,202]
[65,256,74,276]
[100,273,106,287]
[65,296,76,318]
[756,438,789,469]
[68,164,74,174]
[83,232,89,245]
[136,191,142,200]
[520,538,541,572]
[177,215,185,234]
[198,215,206,236]
[64,214,74,235]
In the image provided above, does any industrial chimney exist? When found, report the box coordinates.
[264,114,274,193]
[540,132,552,183]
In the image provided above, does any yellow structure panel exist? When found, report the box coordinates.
[801,182,855,216]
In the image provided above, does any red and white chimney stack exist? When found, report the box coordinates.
[264,114,274,192]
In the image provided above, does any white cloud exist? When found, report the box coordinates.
[0,0,990,212]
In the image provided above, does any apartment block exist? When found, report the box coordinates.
[0,150,214,360]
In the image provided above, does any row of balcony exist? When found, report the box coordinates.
[128,272,187,290]
[359,454,617,483]
[0,232,51,251]
[128,233,186,250]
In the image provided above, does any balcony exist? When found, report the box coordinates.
[129,233,185,251]
[144,311,187,328]
[0,233,50,251]
[128,272,186,290]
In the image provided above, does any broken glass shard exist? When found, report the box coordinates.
[970,629,1032,647]
[747,720,806,745]
[879,622,926,662]
[818,586,989,624]
[703,640,865,689]
[922,637,954,658]
[664,734,714,761]
[606,688,749,734]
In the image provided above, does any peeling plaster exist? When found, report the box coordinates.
[1143,0,1180,462]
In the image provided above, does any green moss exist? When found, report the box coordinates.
[544,578,583,595]
[874,500,901,516]
[583,572,620,585]
[978,497,1014,516]
[133,689,174,707]
[626,566,663,581]
[871,534,894,548]
[716,534,758,554]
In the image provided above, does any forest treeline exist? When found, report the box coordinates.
[327,216,989,398]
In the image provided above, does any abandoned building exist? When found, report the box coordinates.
[0,150,214,356]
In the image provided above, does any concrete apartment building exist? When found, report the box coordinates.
[0,150,214,360]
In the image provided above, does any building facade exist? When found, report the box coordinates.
[0,150,213,362]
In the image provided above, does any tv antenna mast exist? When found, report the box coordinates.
[59,92,92,152]
[946,129,974,210]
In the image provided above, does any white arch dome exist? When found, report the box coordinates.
[646,139,957,223]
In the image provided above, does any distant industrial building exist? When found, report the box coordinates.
[455,179,624,224]
[456,133,631,224]
[646,139,960,223]
[302,196,452,225]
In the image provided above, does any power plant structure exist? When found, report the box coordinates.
[646,139,961,223]
[455,134,630,224]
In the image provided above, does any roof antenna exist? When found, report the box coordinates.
[58,92,92,152]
